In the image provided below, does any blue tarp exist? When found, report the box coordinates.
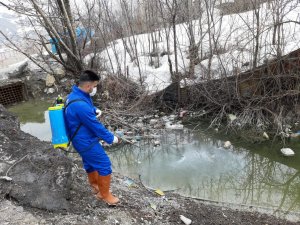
[49,38,58,54]
[50,27,95,54]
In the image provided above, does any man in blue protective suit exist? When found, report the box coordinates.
[65,70,120,205]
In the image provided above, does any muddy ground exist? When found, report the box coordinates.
[0,104,299,225]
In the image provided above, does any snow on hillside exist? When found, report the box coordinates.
[92,0,300,93]
[0,1,30,39]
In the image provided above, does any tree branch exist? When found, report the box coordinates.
[0,30,52,74]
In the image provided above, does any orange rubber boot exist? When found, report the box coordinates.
[87,171,99,195]
[97,174,119,205]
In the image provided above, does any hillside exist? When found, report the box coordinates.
[91,0,300,93]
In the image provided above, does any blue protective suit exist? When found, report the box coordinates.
[65,85,114,175]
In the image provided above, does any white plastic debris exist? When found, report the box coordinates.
[115,130,124,137]
[150,202,157,210]
[290,133,300,138]
[135,136,142,141]
[154,140,161,146]
[0,176,12,181]
[228,114,237,122]
[169,114,176,120]
[280,148,295,156]
[136,122,144,128]
[165,122,184,130]
[124,178,135,187]
[285,127,291,133]
[180,215,192,225]
[280,131,290,138]
[179,110,188,118]
[223,141,232,149]
[46,87,55,94]
[262,132,269,139]
[95,109,102,118]
[150,119,158,125]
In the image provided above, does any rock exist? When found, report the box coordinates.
[46,74,56,87]
[0,200,39,224]
[8,61,29,79]
[54,68,65,79]
[18,61,29,73]
[224,141,232,149]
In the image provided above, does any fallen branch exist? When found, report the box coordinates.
[5,154,29,177]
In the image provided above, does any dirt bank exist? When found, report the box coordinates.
[0,104,299,225]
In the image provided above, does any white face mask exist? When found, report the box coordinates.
[89,87,97,96]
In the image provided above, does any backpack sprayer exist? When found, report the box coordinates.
[48,95,137,150]
[48,96,69,149]
[48,95,85,150]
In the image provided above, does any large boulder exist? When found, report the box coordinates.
[45,74,56,87]
[8,61,29,79]
[54,68,65,79]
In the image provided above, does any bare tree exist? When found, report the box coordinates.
[0,0,89,75]
[269,0,298,58]
[179,0,199,77]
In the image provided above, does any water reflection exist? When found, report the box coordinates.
[7,101,300,217]
[20,111,51,141]
[109,129,300,215]
[8,100,51,141]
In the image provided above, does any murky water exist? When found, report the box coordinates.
[8,100,52,141]
[7,100,300,218]
[109,130,300,217]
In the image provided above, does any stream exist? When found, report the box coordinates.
[7,100,300,218]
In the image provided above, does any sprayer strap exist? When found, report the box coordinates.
[67,123,82,147]
[64,99,86,147]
